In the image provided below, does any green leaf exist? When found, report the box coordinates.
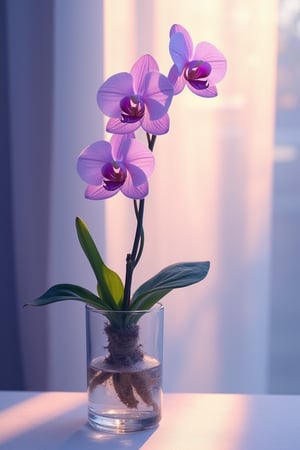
[130,261,210,311]
[75,217,124,308]
[24,283,112,310]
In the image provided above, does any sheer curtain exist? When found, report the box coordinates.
[6,0,54,390]
[0,0,24,390]
[3,0,278,393]
[5,0,105,391]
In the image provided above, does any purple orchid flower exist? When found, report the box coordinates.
[168,24,227,97]
[77,134,155,200]
[97,54,174,135]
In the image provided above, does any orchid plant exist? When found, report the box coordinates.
[29,24,227,314]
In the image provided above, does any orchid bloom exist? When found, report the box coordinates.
[77,134,155,200]
[168,24,227,97]
[97,54,173,135]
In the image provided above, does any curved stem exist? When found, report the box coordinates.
[147,133,157,151]
[134,229,144,268]
[123,200,144,310]
[133,200,145,268]
[131,199,145,263]
[122,134,157,310]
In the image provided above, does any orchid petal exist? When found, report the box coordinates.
[125,164,148,186]
[169,32,190,73]
[170,24,193,60]
[131,54,159,94]
[121,139,155,176]
[85,184,118,200]
[106,117,142,134]
[97,72,134,117]
[111,136,131,161]
[77,141,112,185]
[121,174,149,199]
[187,83,218,98]
[110,133,135,160]
[142,111,170,135]
[194,42,227,85]
[168,64,186,95]
[143,72,173,120]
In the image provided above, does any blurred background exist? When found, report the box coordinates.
[1,0,299,394]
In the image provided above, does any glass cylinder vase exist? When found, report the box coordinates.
[86,303,164,433]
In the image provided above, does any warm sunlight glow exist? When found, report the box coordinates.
[143,394,249,450]
[0,393,86,445]
[103,0,277,393]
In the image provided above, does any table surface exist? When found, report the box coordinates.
[0,391,299,449]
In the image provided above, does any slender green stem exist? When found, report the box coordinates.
[131,199,145,263]
[123,254,134,310]
[122,200,144,310]
[133,200,145,268]
[147,133,157,151]
[122,134,157,310]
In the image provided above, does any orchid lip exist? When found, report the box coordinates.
[184,60,212,81]
[102,162,127,191]
[188,79,210,90]
[120,95,145,123]
[103,180,125,191]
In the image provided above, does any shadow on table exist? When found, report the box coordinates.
[0,393,156,450]
[61,423,157,449]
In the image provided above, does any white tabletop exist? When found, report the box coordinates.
[0,391,299,449]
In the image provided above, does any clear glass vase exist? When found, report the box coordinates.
[86,303,164,433]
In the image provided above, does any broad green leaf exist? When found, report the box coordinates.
[76,217,124,308]
[96,268,124,307]
[130,261,210,311]
[130,288,172,311]
[24,283,113,310]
